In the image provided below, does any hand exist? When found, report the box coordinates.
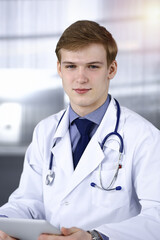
[38,227,92,240]
[0,231,17,240]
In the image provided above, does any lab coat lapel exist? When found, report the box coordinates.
[61,136,104,200]
[51,107,74,176]
[61,98,124,199]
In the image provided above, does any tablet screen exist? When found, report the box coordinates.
[0,218,61,240]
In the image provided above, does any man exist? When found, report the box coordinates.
[0,20,160,240]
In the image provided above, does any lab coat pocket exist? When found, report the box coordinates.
[91,167,129,210]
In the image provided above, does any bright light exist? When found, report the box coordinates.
[118,41,140,51]
[145,5,160,24]
[0,69,61,99]
[0,103,22,143]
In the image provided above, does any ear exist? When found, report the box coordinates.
[108,60,117,80]
[57,61,62,78]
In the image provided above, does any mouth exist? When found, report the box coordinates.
[74,88,91,94]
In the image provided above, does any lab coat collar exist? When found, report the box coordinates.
[51,97,125,199]
[52,106,70,141]
[68,97,125,187]
[52,97,125,152]
[96,97,125,153]
[51,106,74,175]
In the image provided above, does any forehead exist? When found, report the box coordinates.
[60,43,107,63]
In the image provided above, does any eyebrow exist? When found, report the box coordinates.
[87,61,104,65]
[61,61,104,65]
[61,61,75,65]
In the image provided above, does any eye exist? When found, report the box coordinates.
[88,65,99,69]
[65,65,76,69]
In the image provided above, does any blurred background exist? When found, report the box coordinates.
[0,0,160,206]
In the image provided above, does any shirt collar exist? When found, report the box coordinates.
[69,94,111,126]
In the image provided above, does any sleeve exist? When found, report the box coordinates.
[95,125,160,240]
[99,232,109,240]
[0,122,46,219]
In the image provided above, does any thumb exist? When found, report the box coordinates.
[61,227,79,236]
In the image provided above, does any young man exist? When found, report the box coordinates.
[0,20,160,240]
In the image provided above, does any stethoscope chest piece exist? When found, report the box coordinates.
[45,170,55,185]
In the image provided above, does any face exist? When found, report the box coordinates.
[57,43,117,116]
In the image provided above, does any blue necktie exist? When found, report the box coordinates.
[73,118,94,169]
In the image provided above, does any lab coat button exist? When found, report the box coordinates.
[64,201,69,206]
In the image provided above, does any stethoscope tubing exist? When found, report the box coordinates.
[46,98,124,191]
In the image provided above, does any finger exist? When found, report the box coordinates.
[61,227,79,236]
[38,234,52,240]
[0,231,17,240]
[38,233,62,240]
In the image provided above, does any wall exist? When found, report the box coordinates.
[0,0,160,206]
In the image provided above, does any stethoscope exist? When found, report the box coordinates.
[45,99,124,191]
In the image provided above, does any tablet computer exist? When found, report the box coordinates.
[0,218,61,240]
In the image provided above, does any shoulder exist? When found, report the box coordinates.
[33,109,66,136]
[121,105,160,140]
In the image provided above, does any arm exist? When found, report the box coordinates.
[0,123,45,219]
[94,125,160,239]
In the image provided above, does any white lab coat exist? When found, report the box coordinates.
[1,97,160,240]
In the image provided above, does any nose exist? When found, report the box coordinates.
[76,67,88,83]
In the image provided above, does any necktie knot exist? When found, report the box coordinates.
[74,118,93,136]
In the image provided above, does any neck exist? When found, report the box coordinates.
[71,97,108,117]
